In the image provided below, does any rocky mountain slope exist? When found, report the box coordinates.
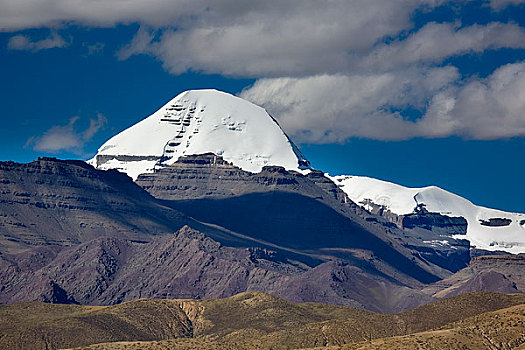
[0,158,191,254]
[87,89,525,256]
[1,291,524,350]
[2,155,518,312]
[424,253,525,298]
[0,224,436,312]
[2,89,525,324]
[136,153,470,278]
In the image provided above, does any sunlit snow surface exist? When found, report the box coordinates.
[89,89,309,180]
[331,175,525,254]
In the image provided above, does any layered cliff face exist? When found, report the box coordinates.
[87,88,522,262]
[85,89,524,257]
[136,153,471,277]
[0,156,488,312]
[0,157,438,312]
[0,158,193,254]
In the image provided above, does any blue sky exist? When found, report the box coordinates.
[0,0,524,213]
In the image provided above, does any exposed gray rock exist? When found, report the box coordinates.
[137,154,469,278]
[401,211,467,235]
[354,201,471,273]
[479,218,512,227]
[92,155,160,168]
[0,156,504,313]
[0,158,191,253]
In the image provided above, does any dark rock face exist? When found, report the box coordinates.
[0,158,191,253]
[479,218,512,227]
[169,191,440,285]
[40,281,78,304]
[137,153,313,201]
[92,154,160,168]
[356,202,471,273]
[0,157,441,312]
[138,154,470,277]
[398,210,470,272]
[401,211,467,235]
[470,248,510,258]
[356,198,404,227]
[404,241,471,275]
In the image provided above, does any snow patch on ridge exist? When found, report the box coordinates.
[331,175,525,254]
[89,89,310,179]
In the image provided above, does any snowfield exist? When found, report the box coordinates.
[89,89,310,180]
[331,175,525,254]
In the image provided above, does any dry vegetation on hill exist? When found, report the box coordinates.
[1,291,525,350]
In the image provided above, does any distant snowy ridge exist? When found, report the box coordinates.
[89,89,310,179]
[331,175,525,254]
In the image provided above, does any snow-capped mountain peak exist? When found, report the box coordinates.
[89,88,525,255]
[89,89,310,179]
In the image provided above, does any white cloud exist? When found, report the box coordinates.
[6,1,516,79]
[0,0,200,30]
[115,0,444,77]
[241,66,460,142]
[28,114,107,153]
[3,0,524,143]
[241,62,525,142]
[361,22,525,72]
[116,26,154,61]
[8,32,69,52]
[433,61,525,139]
[0,0,439,32]
[82,114,107,140]
[489,0,525,11]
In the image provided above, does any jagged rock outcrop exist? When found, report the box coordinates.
[399,207,471,272]
[479,218,512,227]
[332,175,525,254]
[401,208,468,236]
[345,200,471,273]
